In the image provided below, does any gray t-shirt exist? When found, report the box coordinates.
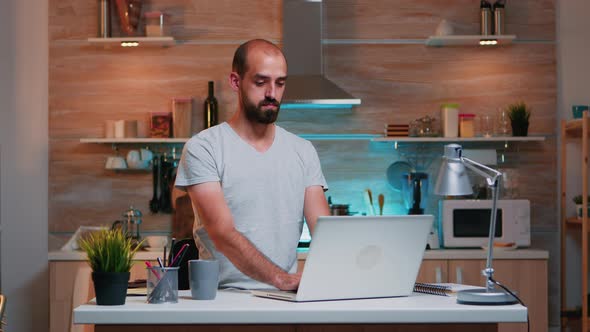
[175,122,328,289]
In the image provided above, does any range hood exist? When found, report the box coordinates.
[281,0,361,109]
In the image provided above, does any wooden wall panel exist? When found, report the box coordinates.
[48,1,557,241]
[280,44,556,135]
[48,1,557,326]
[50,44,240,139]
[324,0,555,40]
[49,1,281,239]
[50,0,281,41]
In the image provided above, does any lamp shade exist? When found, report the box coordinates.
[434,144,473,196]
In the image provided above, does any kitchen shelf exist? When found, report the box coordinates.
[372,135,546,143]
[564,117,590,138]
[560,112,590,331]
[425,35,516,47]
[80,134,379,144]
[87,36,175,47]
[80,138,187,144]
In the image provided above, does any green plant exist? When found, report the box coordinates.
[573,195,590,205]
[78,228,143,273]
[507,102,531,125]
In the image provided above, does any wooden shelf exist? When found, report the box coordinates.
[425,35,516,47]
[87,36,175,47]
[80,138,187,144]
[80,134,379,144]
[564,117,590,138]
[561,111,590,331]
[372,135,547,143]
[566,217,586,226]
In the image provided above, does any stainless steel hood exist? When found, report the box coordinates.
[281,0,361,108]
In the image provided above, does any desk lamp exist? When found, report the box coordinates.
[434,144,517,305]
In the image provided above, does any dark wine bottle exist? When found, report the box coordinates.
[204,81,218,129]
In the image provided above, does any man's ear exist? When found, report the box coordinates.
[229,72,240,91]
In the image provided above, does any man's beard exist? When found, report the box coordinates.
[242,96,281,124]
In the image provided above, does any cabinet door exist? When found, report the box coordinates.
[448,259,547,332]
[50,260,156,332]
[416,260,447,283]
[493,260,548,332]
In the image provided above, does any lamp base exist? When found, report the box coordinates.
[456,288,518,305]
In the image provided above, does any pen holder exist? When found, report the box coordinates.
[146,266,179,304]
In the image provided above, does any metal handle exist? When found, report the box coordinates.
[435,267,442,283]
[455,266,463,284]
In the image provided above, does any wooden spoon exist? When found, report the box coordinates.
[378,194,385,216]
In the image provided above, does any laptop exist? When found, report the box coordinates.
[251,215,434,302]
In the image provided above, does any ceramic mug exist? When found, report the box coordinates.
[106,156,127,170]
[573,105,589,119]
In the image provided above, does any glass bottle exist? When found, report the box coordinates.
[203,81,218,129]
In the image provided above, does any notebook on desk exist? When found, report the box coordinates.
[251,215,434,302]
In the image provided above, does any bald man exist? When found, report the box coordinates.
[175,39,330,290]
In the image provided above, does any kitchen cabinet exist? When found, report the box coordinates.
[561,113,590,331]
[298,249,547,332]
[50,260,156,332]
[417,258,548,332]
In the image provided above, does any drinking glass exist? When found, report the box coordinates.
[479,115,494,138]
[495,108,511,137]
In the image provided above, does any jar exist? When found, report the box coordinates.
[459,113,476,137]
[144,11,165,37]
[419,115,438,137]
[441,103,459,137]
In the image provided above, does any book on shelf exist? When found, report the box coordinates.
[413,283,484,296]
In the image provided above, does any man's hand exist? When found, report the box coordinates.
[274,272,302,291]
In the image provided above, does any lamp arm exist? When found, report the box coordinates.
[460,156,503,292]
[460,157,503,186]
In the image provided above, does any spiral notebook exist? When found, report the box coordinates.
[413,283,484,296]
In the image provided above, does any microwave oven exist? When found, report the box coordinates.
[438,199,530,248]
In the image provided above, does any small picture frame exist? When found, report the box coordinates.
[150,112,172,138]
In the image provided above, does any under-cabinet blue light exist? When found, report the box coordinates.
[280,104,355,110]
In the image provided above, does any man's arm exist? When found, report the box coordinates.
[303,185,330,236]
[186,181,300,290]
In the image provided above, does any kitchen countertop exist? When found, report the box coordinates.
[74,289,527,325]
[49,248,548,261]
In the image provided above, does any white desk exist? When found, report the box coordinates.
[74,289,527,332]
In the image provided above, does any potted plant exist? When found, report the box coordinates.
[79,228,143,305]
[507,102,531,136]
[573,195,590,218]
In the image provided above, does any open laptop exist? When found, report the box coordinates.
[251,215,434,302]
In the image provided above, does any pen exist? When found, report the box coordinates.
[145,261,161,280]
[171,244,190,268]
[157,257,164,268]
[169,243,189,267]
[168,238,176,266]
[163,245,167,267]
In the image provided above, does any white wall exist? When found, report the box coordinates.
[558,0,590,309]
[0,0,49,331]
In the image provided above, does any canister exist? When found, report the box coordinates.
[459,114,476,138]
[144,11,165,37]
[441,103,459,138]
[493,0,506,35]
[480,0,493,35]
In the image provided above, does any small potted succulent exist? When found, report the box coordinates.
[507,102,531,137]
[573,195,590,218]
[79,228,143,305]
